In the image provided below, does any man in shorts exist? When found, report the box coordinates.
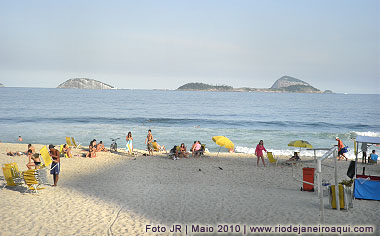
[336,137,347,161]
[145,129,154,156]
[49,144,60,186]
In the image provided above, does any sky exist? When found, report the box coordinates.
[0,0,379,93]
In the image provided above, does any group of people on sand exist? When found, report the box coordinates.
[85,139,107,158]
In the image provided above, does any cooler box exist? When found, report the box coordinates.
[302,167,315,192]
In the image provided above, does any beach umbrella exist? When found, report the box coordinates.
[288,140,313,152]
[212,136,234,156]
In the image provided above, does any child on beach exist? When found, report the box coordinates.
[255,140,267,167]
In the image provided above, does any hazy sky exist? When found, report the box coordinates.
[0,0,379,93]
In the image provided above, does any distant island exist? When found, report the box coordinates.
[177,76,332,93]
[0,83,4,87]
[57,78,114,89]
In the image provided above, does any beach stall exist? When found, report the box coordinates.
[353,135,380,201]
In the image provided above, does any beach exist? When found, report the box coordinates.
[1,142,379,236]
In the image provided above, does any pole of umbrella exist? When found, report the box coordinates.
[217,146,222,157]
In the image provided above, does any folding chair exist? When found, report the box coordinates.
[22,169,45,194]
[66,137,74,148]
[71,137,81,149]
[267,152,279,165]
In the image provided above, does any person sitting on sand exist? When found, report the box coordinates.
[92,139,97,152]
[26,144,35,154]
[152,140,166,152]
[192,141,202,157]
[62,144,72,158]
[86,141,96,158]
[179,143,189,158]
[170,145,179,160]
[26,149,41,169]
[96,141,107,152]
[288,152,301,161]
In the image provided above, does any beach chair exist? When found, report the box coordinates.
[71,137,81,149]
[2,167,23,189]
[66,137,74,148]
[22,169,45,194]
[267,152,279,165]
[40,146,52,167]
[2,162,22,180]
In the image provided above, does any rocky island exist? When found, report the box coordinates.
[57,78,114,89]
[0,83,4,87]
[178,76,331,93]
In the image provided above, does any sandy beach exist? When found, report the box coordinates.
[1,142,379,236]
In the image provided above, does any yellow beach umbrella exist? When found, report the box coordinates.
[212,136,234,156]
[288,140,313,149]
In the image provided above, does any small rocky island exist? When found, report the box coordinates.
[57,78,114,89]
[178,76,332,93]
[0,83,4,87]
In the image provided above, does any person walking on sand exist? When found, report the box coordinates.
[145,129,153,156]
[255,140,267,167]
[336,137,347,161]
[49,144,60,186]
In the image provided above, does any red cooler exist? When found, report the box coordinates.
[302,167,315,192]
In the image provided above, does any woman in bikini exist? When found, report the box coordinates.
[26,149,41,169]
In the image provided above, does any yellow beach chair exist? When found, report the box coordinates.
[66,137,74,148]
[2,162,22,179]
[40,146,52,167]
[71,137,81,149]
[267,152,279,165]
[23,169,45,194]
[2,167,23,189]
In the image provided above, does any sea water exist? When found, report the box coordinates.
[0,87,379,159]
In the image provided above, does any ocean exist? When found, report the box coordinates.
[0,87,379,158]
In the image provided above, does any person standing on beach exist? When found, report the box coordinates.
[49,144,60,186]
[361,142,368,163]
[126,131,133,154]
[145,129,153,156]
[255,140,267,167]
[336,137,347,161]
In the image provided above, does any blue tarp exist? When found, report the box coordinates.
[354,179,380,201]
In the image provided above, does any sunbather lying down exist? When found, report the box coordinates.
[288,152,301,161]
[7,150,22,156]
